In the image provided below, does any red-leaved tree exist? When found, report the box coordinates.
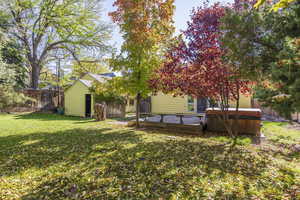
[150,3,251,136]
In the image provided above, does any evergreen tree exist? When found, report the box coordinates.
[221,1,300,119]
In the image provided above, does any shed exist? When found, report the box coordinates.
[64,73,100,117]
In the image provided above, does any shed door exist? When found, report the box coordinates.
[85,94,92,117]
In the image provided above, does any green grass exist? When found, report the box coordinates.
[263,121,300,144]
[0,113,299,199]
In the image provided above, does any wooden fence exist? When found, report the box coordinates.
[2,89,63,113]
[106,102,126,118]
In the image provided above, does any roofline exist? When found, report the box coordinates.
[64,72,112,92]
[64,79,90,93]
[79,79,93,87]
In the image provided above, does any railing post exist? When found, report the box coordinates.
[180,115,184,124]
[160,114,164,123]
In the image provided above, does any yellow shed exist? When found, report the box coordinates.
[64,74,97,117]
[64,73,138,117]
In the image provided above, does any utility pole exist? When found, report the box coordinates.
[56,58,61,108]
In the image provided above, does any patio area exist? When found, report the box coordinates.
[142,113,204,125]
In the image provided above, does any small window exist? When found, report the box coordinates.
[187,96,195,112]
[129,99,135,106]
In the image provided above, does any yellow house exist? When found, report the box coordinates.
[127,92,252,114]
[150,92,252,114]
[65,72,252,117]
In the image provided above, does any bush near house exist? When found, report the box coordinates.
[0,113,299,199]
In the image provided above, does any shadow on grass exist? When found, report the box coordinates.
[0,119,298,199]
[14,112,137,123]
[14,112,91,121]
[19,137,299,199]
[0,127,140,178]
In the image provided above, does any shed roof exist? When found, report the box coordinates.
[79,79,93,88]
[64,72,114,92]
[88,73,105,82]
[87,73,113,82]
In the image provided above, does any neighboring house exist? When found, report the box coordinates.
[65,72,252,117]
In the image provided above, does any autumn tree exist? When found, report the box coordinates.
[150,3,251,136]
[109,0,175,127]
[0,0,111,89]
[254,0,297,11]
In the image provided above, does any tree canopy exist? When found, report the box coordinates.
[0,0,112,89]
[222,0,300,119]
[0,34,30,110]
[70,59,109,78]
[254,0,296,11]
[109,0,175,127]
[150,3,251,105]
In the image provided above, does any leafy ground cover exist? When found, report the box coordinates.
[0,113,299,199]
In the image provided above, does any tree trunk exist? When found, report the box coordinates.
[136,93,141,128]
[31,63,40,89]
[94,103,107,121]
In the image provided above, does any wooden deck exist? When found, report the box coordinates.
[128,113,205,135]
[128,120,203,135]
[140,112,205,125]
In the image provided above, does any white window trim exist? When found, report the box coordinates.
[187,96,195,112]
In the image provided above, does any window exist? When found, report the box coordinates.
[187,96,195,112]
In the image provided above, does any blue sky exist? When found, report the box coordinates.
[102,0,233,50]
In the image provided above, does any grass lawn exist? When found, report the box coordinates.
[0,113,299,199]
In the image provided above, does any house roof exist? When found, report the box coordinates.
[88,73,105,82]
[87,73,114,82]
[65,72,115,92]
[100,72,116,78]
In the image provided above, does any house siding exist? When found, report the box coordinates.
[151,92,252,114]
[236,94,252,108]
[151,93,194,114]
[64,81,94,117]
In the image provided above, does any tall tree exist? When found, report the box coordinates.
[109,0,175,127]
[221,0,300,119]
[0,31,30,110]
[150,3,250,106]
[1,0,111,89]
[0,11,27,88]
[150,3,251,136]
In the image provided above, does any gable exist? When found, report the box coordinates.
[65,73,112,93]
[65,79,90,95]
